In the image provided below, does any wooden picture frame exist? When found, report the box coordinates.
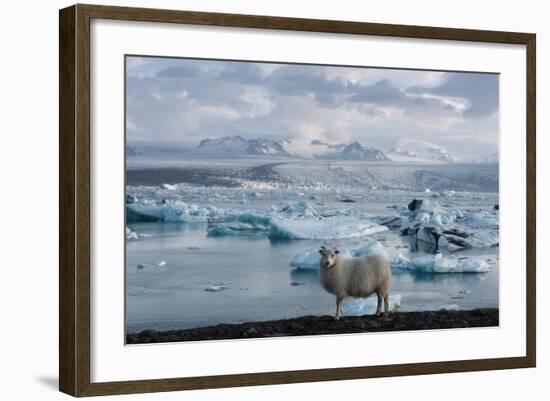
[59,3,536,397]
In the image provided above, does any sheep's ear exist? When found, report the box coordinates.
[319,248,325,255]
[334,249,340,254]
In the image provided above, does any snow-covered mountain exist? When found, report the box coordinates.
[312,140,389,161]
[387,138,454,163]
[195,136,291,158]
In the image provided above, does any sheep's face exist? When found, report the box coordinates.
[319,247,340,269]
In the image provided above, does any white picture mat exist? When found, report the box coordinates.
[90,19,526,383]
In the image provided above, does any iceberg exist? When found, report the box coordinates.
[407,198,442,215]
[207,214,271,237]
[290,241,387,269]
[391,253,490,273]
[343,294,402,316]
[400,198,498,252]
[269,215,387,240]
[126,226,138,240]
[126,226,152,240]
[290,247,353,270]
[204,285,229,292]
[126,200,224,223]
[277,200,319,217]
[206,201,387,241]
[160,183,177,190]
[354,241,388,260]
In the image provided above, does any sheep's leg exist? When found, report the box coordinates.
[376,293,383,317]
[335,298,343,320]
[383,294,390,316]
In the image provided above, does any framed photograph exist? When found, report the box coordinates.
[59,4,536,397]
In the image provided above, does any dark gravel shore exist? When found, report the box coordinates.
[127,308,498,344]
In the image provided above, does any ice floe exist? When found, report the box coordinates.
[207,213,271,236]
[127,199,225,223]
[269,215,386,240]
[206,201,387,240]
[398,198,498,252]
[391,253,490,273]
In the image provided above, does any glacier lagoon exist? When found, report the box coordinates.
[125,159,499,333]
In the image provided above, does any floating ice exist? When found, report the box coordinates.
[204,285,229,292]
[206,201,386,241]
[391,253,490,273]
[207,213,271,236]
[290,247,353,270]
[269,215,387,240]
[438,304,460,311]
[354,241,389,260]
[127,200,224,223]
[160,183,177,190]
[408,198,442,215]
[277,200,318,217]
[343,294,402,316]
[290,241,387,269]
[126,226,138,240]
[390,253,412,270]
[136,263,157,269]
[400,197,498,252]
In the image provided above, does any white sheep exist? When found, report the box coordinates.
[318,246,391,320]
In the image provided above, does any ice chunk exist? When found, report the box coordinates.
[136,263,157,269]
[391,253,490,273]
[277,200,318,217]
[126,200,223,223]
[269,215,387,240]
[126,226,138,240]
[391,254,413,270]
[207,213,271,236]
[354,241,388,260]
[290,247,353,270]
[160,183,177,190]
[204,285,229,292]
[438,304,460,311]
[409,226,439,253]
[343,294,402,316]
[408,198,441,214]
[461,211,499,228]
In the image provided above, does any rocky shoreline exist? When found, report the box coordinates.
[127,308,498,344]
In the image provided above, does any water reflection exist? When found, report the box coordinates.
[290,268,319,285]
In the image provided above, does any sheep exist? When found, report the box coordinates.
[318,246,391,320]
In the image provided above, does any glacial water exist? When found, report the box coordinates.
[126,220,498,333]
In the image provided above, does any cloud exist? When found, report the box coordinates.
[125,56,499,158]
[156,64,198,79]
[406,73,499,118]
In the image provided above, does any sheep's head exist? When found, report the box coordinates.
[319,246,340,269]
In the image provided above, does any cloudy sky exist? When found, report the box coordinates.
[126,56,499,159]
